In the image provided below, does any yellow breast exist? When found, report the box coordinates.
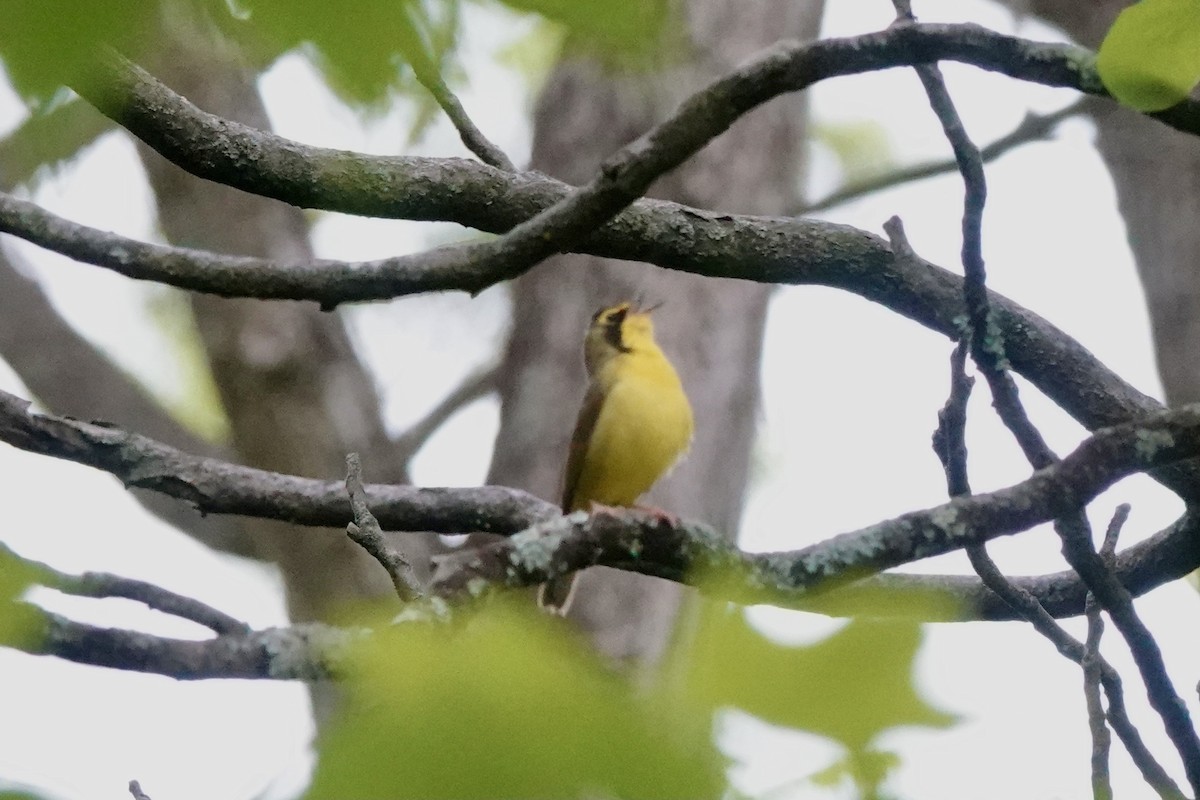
[567,349,693,511]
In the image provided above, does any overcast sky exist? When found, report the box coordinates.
[1,2,1198,799]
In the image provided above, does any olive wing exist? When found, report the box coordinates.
[560,381,607,512]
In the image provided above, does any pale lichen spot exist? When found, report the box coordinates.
[1135,429,1175,462]
[392,596,451,625]
[509,526,564,572]
[930,506,968,541]
[264,624,352,681]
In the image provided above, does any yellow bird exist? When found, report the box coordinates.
[539,301,694,613]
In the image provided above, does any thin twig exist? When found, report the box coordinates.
[961,542,1184,799]
[0,541,251,636]
[1059,509,1200,792]
[60,572,251,636]
[904,29,1055,466]
[345,453,423,602]
[894,2,1200,791]
[392,363,500,480]
[801,99,1087,215]
[913,207,1179,796]
[396,4,514,172]
[411,62,514,171]
[1084,505,1130,800]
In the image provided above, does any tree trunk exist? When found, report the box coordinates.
[487,0,825,661]
[1026,1,1200,407]
[133,6,424,625]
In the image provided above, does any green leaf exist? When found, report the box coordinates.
[675,604,957,751]
[0,544,50,649]
[814,120,896,185]
[0,99,116,188]
[1097,0,1200,112]
[496,0,669,58]
[310,585,960,799]
[308,599,724,800]
[223,0,454,108]
[0,0,162,106]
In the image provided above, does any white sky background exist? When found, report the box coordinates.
[1,1,1198,798]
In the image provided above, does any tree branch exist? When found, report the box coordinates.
[895,12,1200,787]
[6,386,1200,620]
[345,453,422,602]
[30,610,345,680]
[1083,506,1129,800]
[0,388,557,535]
[428,389,1200,605]
[1,56,1189,520]
[800,98,1088,215]
[913,199,1181,796]
[1059,499,1200,791]
[75,23,1200,233]
[407,46,514,171]
[0,541,251,635]
[56,571,251,636]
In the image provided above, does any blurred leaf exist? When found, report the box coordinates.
[313,586,959,798]
[495,0,668,59]
[809,748,901,800]
[0,544,50,649]
[814,120,896,185]
[143,289,230,442]
[493,17,564,98]
[308,598,724,800]
[222,0,454,108]
[0,0,162,106]
[678,604,956,750]
[0,99,116,189]
[1,0,668,119]
[1098,0,1200,111]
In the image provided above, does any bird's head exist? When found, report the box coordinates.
[583,300,660,374]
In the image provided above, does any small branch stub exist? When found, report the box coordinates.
[345,453,423,602]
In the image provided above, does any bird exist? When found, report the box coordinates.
[538,300,694,614]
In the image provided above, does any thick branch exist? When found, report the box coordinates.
[75,24,1198,233]
[427,384,1200,600]
[0,389,557,535]
[5,386,1200,619]
[2,59,1189,520]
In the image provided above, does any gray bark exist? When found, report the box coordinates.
[131,6,425,624]
[487,0,825,661]
[1026,1,1200,407]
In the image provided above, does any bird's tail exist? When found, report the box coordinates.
[537,573,578,615]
